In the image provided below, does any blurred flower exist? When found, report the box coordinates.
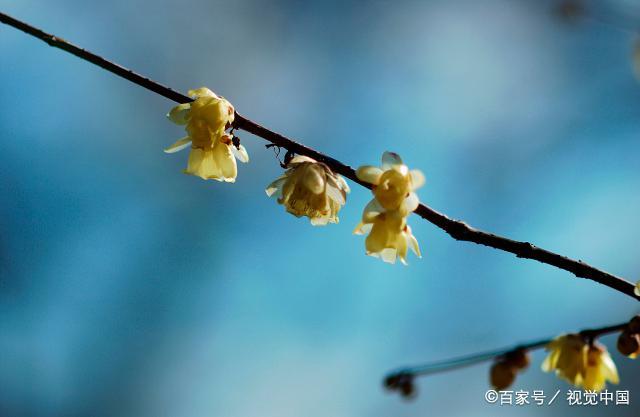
[165,87,248,182]
[489,349,530,390]
[617,330,640,358]
[542,334,585,386]
[582,343,619,391]
[635,279,640,297]
[506,349,530,370]
[266,155,350,225]
[354,152,423,265]
[542,334,618,391]
[617,315,640,358]
[628,315,640,333]
[384,372,416,400]
[490,361,517,391]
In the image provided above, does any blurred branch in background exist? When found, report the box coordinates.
[384,320,631,399]
[555,0,640,79]
[555,0,638,34]
[1,10,638,301]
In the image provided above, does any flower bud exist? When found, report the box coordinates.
[617,330,640,358]
[399,380,416,399]
[490,361,517,390]
[384,372,416,399]
[506,349,530,370]
[627,315,640,334]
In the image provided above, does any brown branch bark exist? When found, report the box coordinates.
[1,11,638,301]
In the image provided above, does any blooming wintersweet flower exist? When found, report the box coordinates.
[542,334,586,387]
[542,334,619,391]
[165,87,248,182]
[581,343,619,391]
[265,155,350,225]
[356,151,425,215]
[354,209,420,265]
[354,152,424,265]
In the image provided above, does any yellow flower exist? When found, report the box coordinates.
[542,334,585,386]
[356,151,425,214]
[582,343,619,391]
[165,87,248,182]
[542,334,619,391]
[266,156,350,225]
[354,152,423,265]
[354,209,420,265]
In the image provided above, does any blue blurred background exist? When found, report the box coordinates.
[1,0,640,415]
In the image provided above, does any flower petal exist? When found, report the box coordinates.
[380,248,397,264]
[310,216,331,226]
[167,103,191,125]
[336,174,350,193]
[325,176,346,205]
[303,166,325,194]
[356,166,383,185]
[600,353,620,384]
[407,232,421,258]
[214,143,237,182]
[325,184,345,206]
[185,148,205,177]
[288,155,316,166]
[404,192,420,212]
[188,87,217,99]
[381,151,403,169]
[164,136,192,154]
[231,144,250,163]
[199,150,219,180]
[353,222,373,235]
[362,199,384,222]
[410,169,426,190]
[396,235,409,265]
[266,176,287,198]
[541,348,558,372]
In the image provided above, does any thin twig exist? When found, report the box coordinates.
[1,11,638,301]
[384,321,626,387]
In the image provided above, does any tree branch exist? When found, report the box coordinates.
[383,321,627,395]
[1,11,638,301]
[555,0,640,35]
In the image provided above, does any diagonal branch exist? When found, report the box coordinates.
[383,321,627,396]
[1,11,638,301]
